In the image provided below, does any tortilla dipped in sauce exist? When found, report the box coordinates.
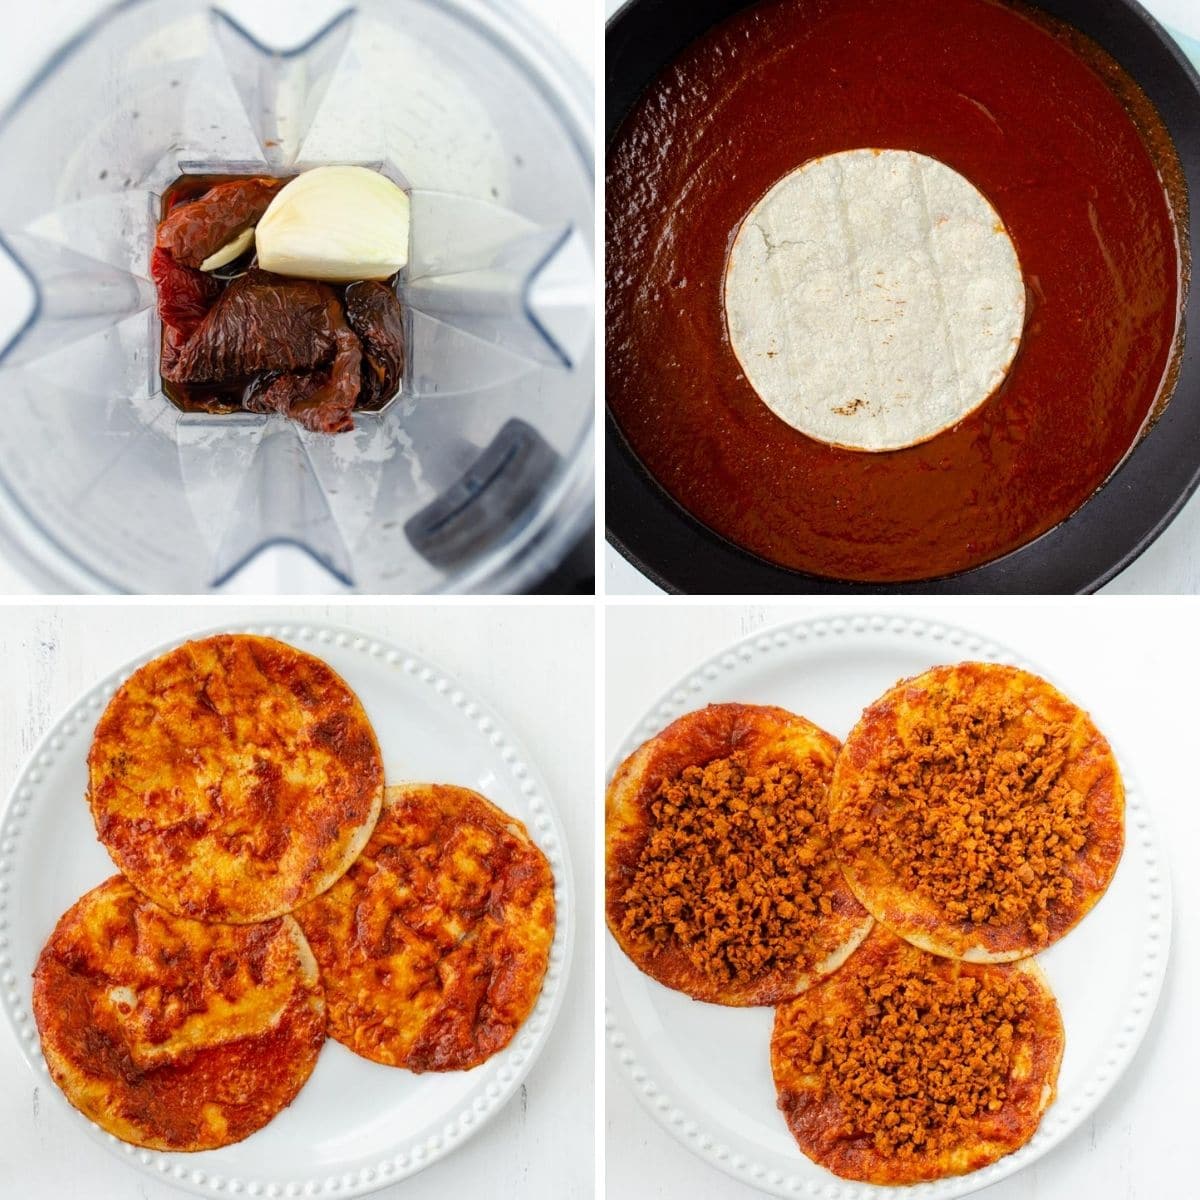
[723,148,1027,452]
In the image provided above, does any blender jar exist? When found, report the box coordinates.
[0,0,594,593]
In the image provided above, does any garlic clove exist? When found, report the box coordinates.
[255,166,411,283]
[199,226,256,272]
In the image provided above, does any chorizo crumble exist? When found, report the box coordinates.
[838,694,1089,941]
[619,753,837,985]
[796,958,1035,1157]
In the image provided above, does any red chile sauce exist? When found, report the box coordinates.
[606,0,1187,582]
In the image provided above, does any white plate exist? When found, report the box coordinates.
[605,613,1169,1200]
[0,620,574,1199]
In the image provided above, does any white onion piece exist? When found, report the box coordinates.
[255,166,411,282]
[199,226,256,272]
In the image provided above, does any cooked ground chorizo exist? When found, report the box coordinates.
[810,958,1032,1156]
[773,924,1064,1183]
[618,753,838,986]
[837,693,1088,942]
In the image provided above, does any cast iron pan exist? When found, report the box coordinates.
[606,0,1200,594]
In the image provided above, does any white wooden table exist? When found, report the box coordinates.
[0,602,596,1200]
[604,0,1200,596]
[606,601,1196,1198]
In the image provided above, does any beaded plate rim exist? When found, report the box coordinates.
[0,619,575,1199]
[604,611,1171,1200]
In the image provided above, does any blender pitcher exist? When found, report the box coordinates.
[0,0,595,593]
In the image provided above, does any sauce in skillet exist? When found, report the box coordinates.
[606,0,1187,582]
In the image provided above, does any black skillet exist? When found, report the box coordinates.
[605,0,1200,594]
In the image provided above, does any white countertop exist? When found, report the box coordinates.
[605,599,1198,1199]
[604,0,1200,595]
[0,602,595,1200]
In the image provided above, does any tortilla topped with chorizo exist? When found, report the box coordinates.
[829,662,1124,961]
[606,703,873,1006]
[772,924,1063,1184]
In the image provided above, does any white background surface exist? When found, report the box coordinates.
[0,0,596,595]
[605,599,1198,1199]
[603,0,1200,596]
[0,601,595,1200]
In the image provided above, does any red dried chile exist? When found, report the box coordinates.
[151,175,406,433]
[156,177,283,269]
